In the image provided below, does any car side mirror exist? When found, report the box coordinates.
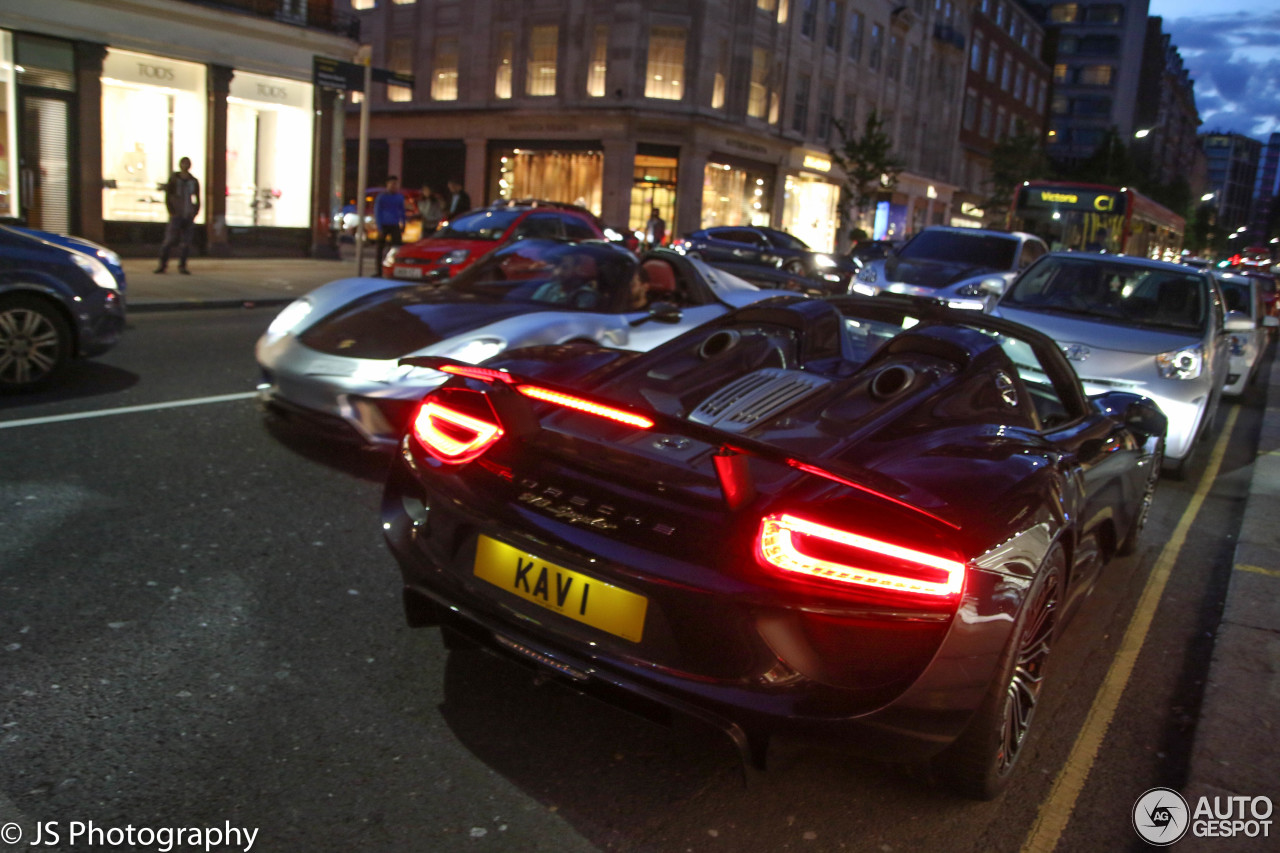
[1091,391,1167,440]
[1224,311,1256,332]
[978,277,1006,297]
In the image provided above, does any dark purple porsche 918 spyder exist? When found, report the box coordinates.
[381,294,1166,799]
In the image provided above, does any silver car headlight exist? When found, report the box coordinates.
[264,298,313,343]
[849,282,878,297]
[856,265,878,284]
[72,253,118,291]
[1155,344,1204,380]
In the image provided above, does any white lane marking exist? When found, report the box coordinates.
[0,392,258,430]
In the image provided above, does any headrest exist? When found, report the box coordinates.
[641,259,677,294]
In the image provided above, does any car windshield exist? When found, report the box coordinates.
[434,209,524,241]
[898,231,1019,269]
[1003,257,1210,333]
[444,239,640,312]
[1216,277,1254,317]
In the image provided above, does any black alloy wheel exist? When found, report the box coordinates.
[936,545,1063,800]
[0,295,72,391]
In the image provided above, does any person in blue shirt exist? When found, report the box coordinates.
[373,175,407,276]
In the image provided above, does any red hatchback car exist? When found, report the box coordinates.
[382,202,606,280]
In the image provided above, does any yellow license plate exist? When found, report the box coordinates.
[473,536,648,643]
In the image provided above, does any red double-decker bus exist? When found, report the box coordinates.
[1008,181,1184,260]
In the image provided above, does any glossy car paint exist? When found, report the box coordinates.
[0,225,127,385]
[673,226,860,290]
[381,295,1163,785]
[852,227,1048,309]
[256,242,794,444]
[995,253,1229,468]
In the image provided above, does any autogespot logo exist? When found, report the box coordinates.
[1134,788,1191,845]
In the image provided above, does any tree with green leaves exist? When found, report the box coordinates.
[985,129,1050,221]
[829,110,904,242]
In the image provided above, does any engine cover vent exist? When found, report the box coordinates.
[689,368,829,433]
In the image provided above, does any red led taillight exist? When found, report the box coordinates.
[515,385,655,429]
[756,513,965,599]
[411,396,504,464]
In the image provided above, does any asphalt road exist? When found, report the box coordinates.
[0,307,1268,853]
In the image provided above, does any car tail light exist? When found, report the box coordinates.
[411,391,504,464]
[515,385,655,429]
[756,513,965,600]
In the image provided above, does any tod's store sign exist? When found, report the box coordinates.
[229,70,310,110]
[103,48,204,93]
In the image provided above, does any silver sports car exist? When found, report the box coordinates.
[255,240,794,445]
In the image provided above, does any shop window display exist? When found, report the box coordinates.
[225,71,314,228]
[0,31,15,218]
[100,49,206,224]
[701,163,772,229]
[492,148,602,215]
[782,174,839,252]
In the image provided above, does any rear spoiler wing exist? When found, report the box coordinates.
[400,355,960,531]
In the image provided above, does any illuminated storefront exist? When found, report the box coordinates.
[780,150,839,251]
[701,159,773,228]
[0,31,16,219]
[226,70,314,228]
[630,148,677,243]
[100,49,206,224]
[489,144,603,215]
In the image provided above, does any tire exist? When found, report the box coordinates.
[1117,438,1162,556]
[935,545,1064,800]
[0,295,73,391]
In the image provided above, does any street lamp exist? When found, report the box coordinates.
[1135,128,1152,139]
[1201,192,1216,202]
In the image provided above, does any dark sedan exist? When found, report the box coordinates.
[0,225,127,390]
[382,294,1166,799]
[672,226,860,290]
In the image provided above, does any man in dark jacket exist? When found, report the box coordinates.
[155,157,200,274]
[447,180,472,217]
[374,175,407,276]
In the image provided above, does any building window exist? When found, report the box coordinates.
[1086,4,1123,24]
[1001,55,1012,90]
[757,0,777,11]
[527,25,558,97]
[431,37,459,101]
[389,36,413,78]
[712,39,728,109]
[825,2,842,51]
[1049,4,1079,23]
[1026,77,1037,107]
[495,32,513,99]
[986,46,998,81]
[793,73,811,134]
[816,83,834,140]
[778,0,790,24]
[842,93,857,131]
[1014,64,1025,99]
[770,63,781,123]
[645,27,686,100]
[970,33,983,72]
[587,26,608,97]
[801,0,818,38]
[995,2,1004,26]
[387,84,411,102]
[996,106,1007,140]
[1051,94,1068,115]
[887,35,901,81]
[223,70,314,228]
[1079,64,1113,86]
[963,89,977,131]
[749,48,770,118]
[351,0,374,9]
[847,12,863,62]
[868,24,883,71]
[1053,63,1067,83]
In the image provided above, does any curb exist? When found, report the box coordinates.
[128,298,295,314]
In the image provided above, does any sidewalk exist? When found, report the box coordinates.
[1184,352,1280,829]
[124,250,370,312]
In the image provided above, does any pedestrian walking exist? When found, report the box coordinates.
[155,156,200,274]
[374,175,407,275]
[447,180,472,217]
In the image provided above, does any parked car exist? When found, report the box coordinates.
[671,226,860,291]
[0,225,127,391]
[1213,270,1278,395]
[256,240,794,445]
[848,239,899,264]
[700,259,842,296]
[851,227,1049,309]
[381,201,605,280]
[994,252,1233,477]
[382,293,1166,799]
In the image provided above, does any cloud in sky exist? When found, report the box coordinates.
[1161,10,1280,139]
